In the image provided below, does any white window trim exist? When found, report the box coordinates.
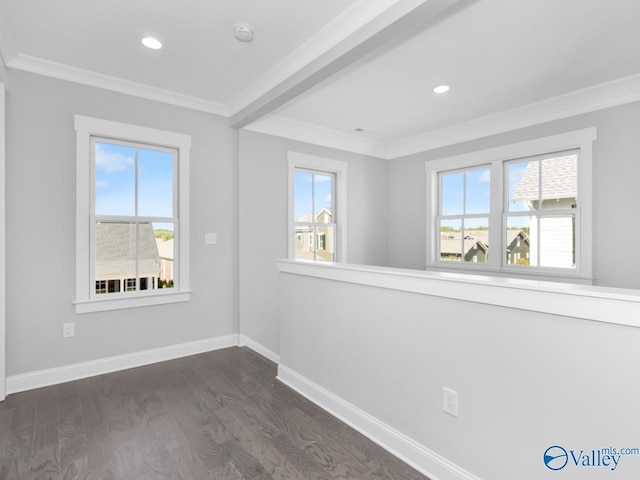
[74,115,191,313]
[287,152,347,263]
[426,127,596,283]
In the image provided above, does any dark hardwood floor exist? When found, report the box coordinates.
[0,347,428,480]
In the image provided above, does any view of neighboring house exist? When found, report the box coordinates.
[295,207,335,262]
[505,230,531,264]
[156,237,174,287]
[511,154,577,268]
[95,222,161,294]
[440,229,530,264]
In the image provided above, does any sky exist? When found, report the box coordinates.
[440,162,533,230]
[95,141,175,232]
[294,170,333,221]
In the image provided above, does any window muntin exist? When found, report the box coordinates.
[293,169,336,262]
[91,138,177,298]
[426,128,595,281]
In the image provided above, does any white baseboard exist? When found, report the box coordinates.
[238,334,280,364]
[7,334,239,395]
[277,365,482,480]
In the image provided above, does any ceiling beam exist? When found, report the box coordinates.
[229,0,462,128]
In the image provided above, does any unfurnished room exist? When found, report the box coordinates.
[0,1,639,479]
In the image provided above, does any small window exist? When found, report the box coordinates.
[95,280,107,294]
[318,233,326,250]
[288,152,347,263]
[75,115,191,313]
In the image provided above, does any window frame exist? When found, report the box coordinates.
[287,152,347,263]
[426,128,595,282]
[74,115,191,313]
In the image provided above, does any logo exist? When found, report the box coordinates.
[544,445,569,470]
[543,445,636,471]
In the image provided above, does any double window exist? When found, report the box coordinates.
[427,128,595,281]
[75,116,191,313]
[288,152,347,263]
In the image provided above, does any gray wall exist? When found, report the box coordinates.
[387,101,640,289]
[6,70,238,376]
[279,272,640,480]
[238,129,388,355]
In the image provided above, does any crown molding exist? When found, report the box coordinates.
[245,115,388,159]
[243,74,640,160]
[7,54,229,117]
[388,73,640,158]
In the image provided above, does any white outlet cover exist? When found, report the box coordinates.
[205,232,217,245]
[443,387,459,417]
[63,322,75,338]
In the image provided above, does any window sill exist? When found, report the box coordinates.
[277,260,640,329]
[74,290,191,314]
[426,263,593,285]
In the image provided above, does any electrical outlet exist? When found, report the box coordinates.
[443,387,459,417]
[205,232,217,245]
[63,322,75,338]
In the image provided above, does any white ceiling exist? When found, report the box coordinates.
[1,0,639,158]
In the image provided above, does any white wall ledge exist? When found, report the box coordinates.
[277,260,640,328]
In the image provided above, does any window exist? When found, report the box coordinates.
[288,152,347,263]
[318,233,326,250]
[426,128,595,281]
[74,116,191,313]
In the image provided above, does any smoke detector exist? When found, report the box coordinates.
[234,23,254,42]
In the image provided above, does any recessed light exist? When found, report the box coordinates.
[433,85,450,94]
[234,23,254,42]
[141,37,163,50]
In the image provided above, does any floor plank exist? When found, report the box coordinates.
[0,347,429,480]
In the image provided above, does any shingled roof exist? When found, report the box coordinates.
[512,154,577,202]
[96,223,160,276]
[440,230,527,255]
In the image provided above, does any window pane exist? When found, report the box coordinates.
[313,173,333,224]
[95,142,135,216]
[440,219,462,262]
[465,168,490,214]
[506,216,532,266]
[463,218,488,263]
[294,225,315,261]
[541,154,577,210]
[441,172,463,215]
[95,221,137,293]
[137,223,161,291]
[138,148,174,218]
[154,222,175,289]
[315,225,335,262]
[95,221,166,294]
[539,215,575,268]
[508,160,538,212]
[294,171,313,221]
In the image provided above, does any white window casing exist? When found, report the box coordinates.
[287,152,347,263]
[426,127,596,282]
[74,115,191,313]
